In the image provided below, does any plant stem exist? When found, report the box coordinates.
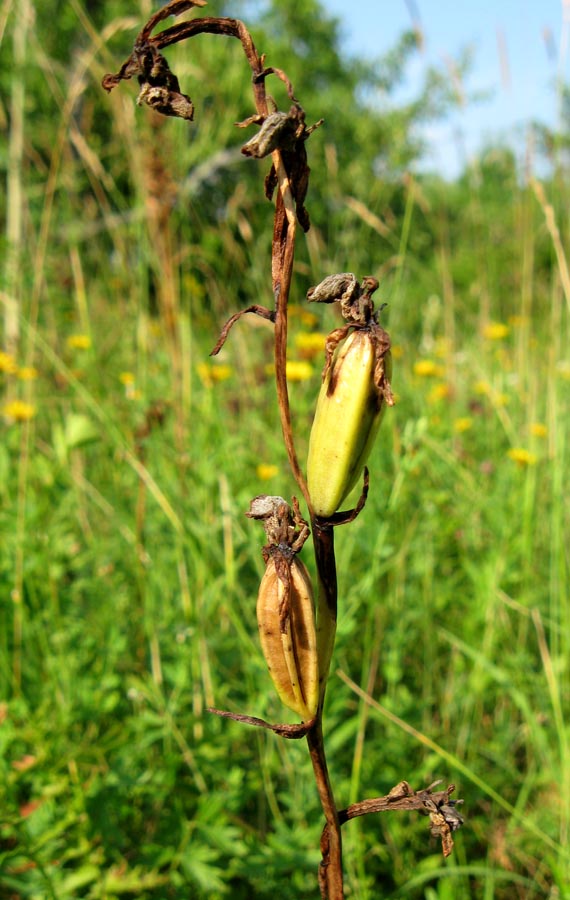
[307,518,344,897]
[5,0,30,356]
[102,5,343,892]
[307,715,344,900]
[268,100,344,899]
[271,163,312,511]
[313,521,338,697]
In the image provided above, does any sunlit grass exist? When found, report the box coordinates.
[1,1,569,898]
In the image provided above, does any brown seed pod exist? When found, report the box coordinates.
[256,556,319,721]
[247,496,318,721]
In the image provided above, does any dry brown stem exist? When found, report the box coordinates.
[102,6,463,896]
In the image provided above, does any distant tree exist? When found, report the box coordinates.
[1,0,463,323]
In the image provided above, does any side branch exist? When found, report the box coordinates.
[207,707,315,739]
[306,719,344,900]
[210,305,275,356]
[331,781,464,860]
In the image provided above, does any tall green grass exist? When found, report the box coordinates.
[1,1,569,898]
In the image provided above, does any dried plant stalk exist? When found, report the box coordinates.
[102,5,463,897]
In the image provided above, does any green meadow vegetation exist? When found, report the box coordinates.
[1,0,569,897]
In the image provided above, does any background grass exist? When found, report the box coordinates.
[1,1,569,898]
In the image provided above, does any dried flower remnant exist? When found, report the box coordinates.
[238,103,323,232]
[306,272,360,308]
[101,0,207,118]
[331,779,464,860]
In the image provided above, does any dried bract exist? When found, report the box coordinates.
[241,107,302,158]
[307,273,359,306]
[102,31,195,120]
[239,105,322,232]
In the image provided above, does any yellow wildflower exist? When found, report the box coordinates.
[3,400,36,422]
[197,362,233,387]
[507,448,537,466]
[453,417,473,433]
[67,334,91,350]
[197,363,214,387]
[427,383,451,404]
[482,322,509,340]
[17,367,39,381]
[294,332,327,359]
[434,337,452,359]
[473,380,491,396]
[493,392,510,407]
[289,305,319,328]
[300,310,319,328]
[413,359,444,378]
[256,464,279,481]
[285,360,314,382]
[211,365,232,382]
[390,344,404,360]
[0,351,18,374]
[530,422,547,438]
[119,372,139,400]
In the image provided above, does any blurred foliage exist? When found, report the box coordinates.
[1,0,570,898]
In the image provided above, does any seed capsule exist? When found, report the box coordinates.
[307,328,393,517]
[256,557,319,721]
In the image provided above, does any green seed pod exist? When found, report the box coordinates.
[307,328,393,517]
[256,557,319,722]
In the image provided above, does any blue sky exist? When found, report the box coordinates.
[322,0,568,176]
